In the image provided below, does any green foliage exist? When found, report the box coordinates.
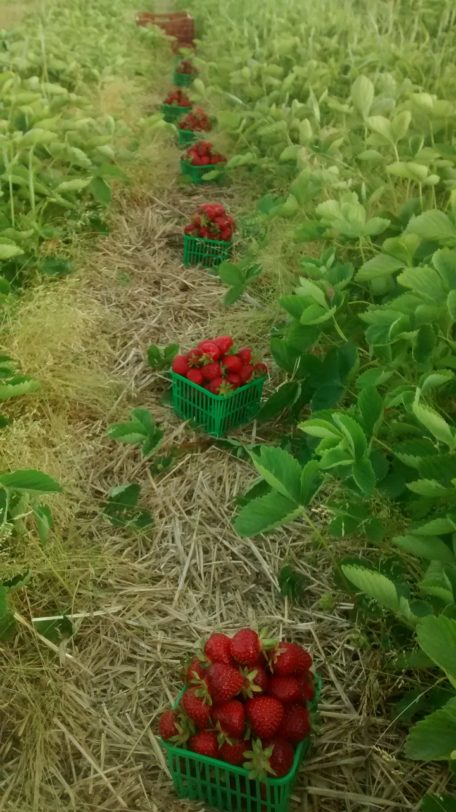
[103,483,153,530]
[147,343,179,370]
[107,408,163,457]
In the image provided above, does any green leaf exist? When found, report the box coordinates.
[249,446,302,503]
[0,375,39,401]
[0,586,15,640]
[33,504,53,545]
[89,177,112,206]
[405,697,456,760]
[407,479,453,498]
[351,75,374,119]
[332,414,367,460]
[34,615,73,643]
[421,794,456,812]
[393,534,455,563]
[0,469,62,493]
[300,417,341,441]
[341,565,400,613]
[413,401,455,449]
[234,492,304,537]
[417,616,456,687]
[103,484,153,530]
[0,243,24,260]
[256,382,300,422]
[352,457,376,495]
[407,210,456,244]
[358,387,383,437]
[300,460,323,505]
[356,253,403,282]
[414,517,456,535]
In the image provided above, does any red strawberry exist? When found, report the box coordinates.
[189,731,218,758]
[214,335,234,353]
[207,663,244,704]
[187,349,203,367]
[272,643,312,676]
[181,688,211,729]
[223,355,243,373]
[197,340,221,361]
[212,700,245,739]
[300,673,316,703]
[265,737,295,777]
[159,709,178,740]
[253,362,268,376]
[187,368,204,386]
[239,364,253,383]
[237,347,252,363]
[206,376,223,394]
[201,361,222,381]
[241,664,269,698]
[227,372,241,388]
[205,632,233,665]
[278,704,310,743]
[172,355,188,375]
[218,739,248,766]
[268,676,302,704]
[186,657,206,684]
[246,696,284,739]
[230,629,261,668]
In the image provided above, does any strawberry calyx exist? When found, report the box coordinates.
[243,738,275,780]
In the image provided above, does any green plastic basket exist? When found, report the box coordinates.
[183,234,232,268]
[161,673,321,812]
[177,128,197,147]
[174,70,194,87]
[171,371,265,436]
[180,158,226,185]
[161,103,192,123]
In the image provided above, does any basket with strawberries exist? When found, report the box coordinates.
[161,88,193,122]
[170,336,267,436]
[183,203,235,268]
[173,58,197,87]
[177,107,212,147]
[159,628,320,812]
[180,140,227,184]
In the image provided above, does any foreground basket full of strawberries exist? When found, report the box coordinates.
[159,630,319,812]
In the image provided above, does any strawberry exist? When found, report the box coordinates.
[201,361,222,381]
[206,376,223,394]
[181,687,211,729]
[278,703,310,743]
[214,335,234,354]
[197,340,222,361]
[300,673,316,703]
[223,355,243,373]
[186,657,206,684]
[187,349,203,367]
[207,663,244,704]
[212,700,245,739]
[253,362,268,376]
[268,676,302,704]
[241,664,269,698]
[218,739,248,766]
[159,709,178,740]
[265,737,295,777]
[271,642,312,676]
[237,347,252,363]
[246,696,284,739]
[227,372,241,388]
[205,632,233,665]
[172,354,188,375]
[230,629,261,668]
[189,731,218,758]
[187,368,204,386]
[239,364,253,383]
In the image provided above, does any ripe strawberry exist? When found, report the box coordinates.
[246,696,284,739]
[278,703,310,743]
[237,347,252,363]
[214,335,233,354]
[239,364,253,383]
[181,688,211,729]
[172,354,188,375]
[205,632,233,665]
[197,340,222,361]
[230,629,261,668]
[268,676,302,704]
[159,709,178,740]
[186,657,206,684]
[300,674,315,703]
[189,730,218,758]
[201,361,222,381]
[187,368,204,386]
[212,700,245,739]
[206,376,223,394]
[253,362,268,376]
[265,737,295,777]
[272,643,312,676]
[227,372,241,388]
[187,349,203,367]
[218,739,247,766]
[223,355,243,373]
[207,663,244,704]
[241,664,269,698]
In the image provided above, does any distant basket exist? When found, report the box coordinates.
[183,234,232,268]
[136,12,195,51]
[180,158,226,185]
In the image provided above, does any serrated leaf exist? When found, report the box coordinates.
[0,375,39,401]
[414,517,456,535]
[352,457,376,495]
[413,401,455,448]
[341,565,400,613]
[249,446,302,503]
[407,479,453,498]
[358,387,383,437]
[405,697,456,760]
[351,75,374,119]
[300,460,323,505]
[407,210,456,244]
[0,469,62,493]
[417,616,456,687]
[256,382,301,422]
[234,491,304,537]
[300,418,341,441]
[393,534,455,563]
[332,414,367,460]
[356,253,403,282]
[33,504,53,545]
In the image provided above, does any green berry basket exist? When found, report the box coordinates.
[174,70,194,87]
[170,371,266,437]
[180,158,226,185]
[162,103,192,123]
[161,673,321,812]
[183,234,232,268]
[177,128,197,148]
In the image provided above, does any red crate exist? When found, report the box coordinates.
[136,12,195,50]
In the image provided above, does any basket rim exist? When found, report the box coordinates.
[183,234,232,248]
[170,370,266,401]
[180,158,227,171]
[161,671,321,786]
[162,103,193,112]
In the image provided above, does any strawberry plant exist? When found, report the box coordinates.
[107,408,164,458]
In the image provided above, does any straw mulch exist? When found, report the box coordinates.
[0,147,451,812]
